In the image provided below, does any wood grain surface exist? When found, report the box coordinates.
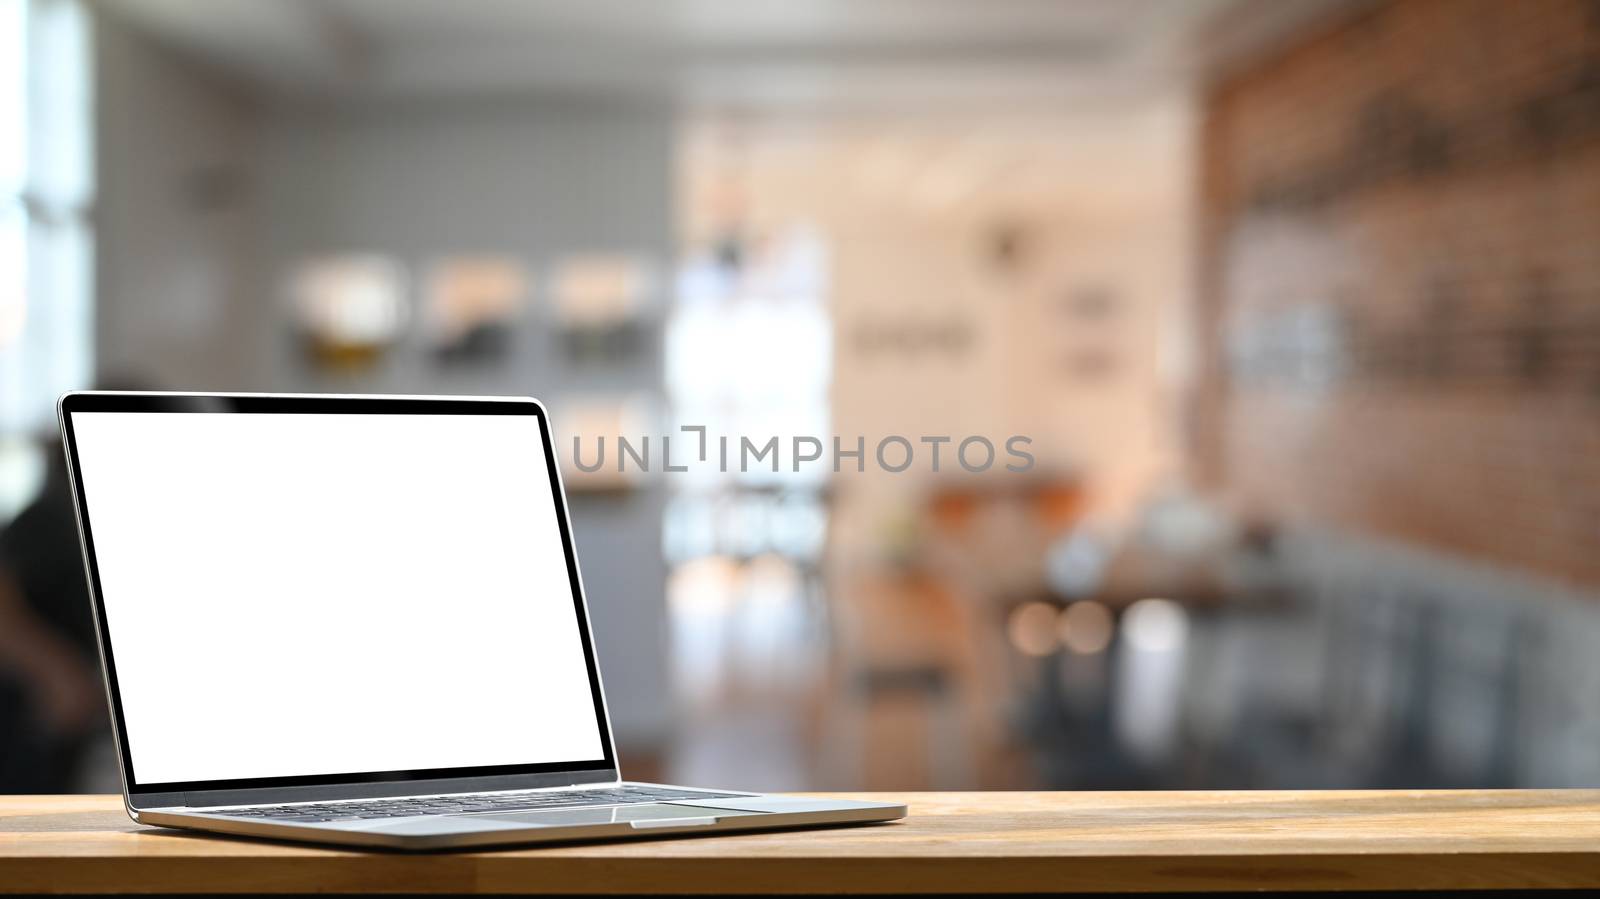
[5,791,1600,893]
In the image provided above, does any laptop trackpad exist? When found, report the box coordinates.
[471,803,763,828]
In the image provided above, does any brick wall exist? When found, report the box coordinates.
[1196,0,1600,588]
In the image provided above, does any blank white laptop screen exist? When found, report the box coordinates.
[68,410,607,785]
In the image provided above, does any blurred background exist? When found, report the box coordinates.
[3,0,1599,794]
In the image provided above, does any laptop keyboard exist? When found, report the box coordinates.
[201,786,749,823]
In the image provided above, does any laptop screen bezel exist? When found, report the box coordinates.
[57,392,620,806]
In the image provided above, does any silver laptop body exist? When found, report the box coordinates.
[58,392,904,850]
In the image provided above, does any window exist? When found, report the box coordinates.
[663,226,832,707]
[0,0,92,518]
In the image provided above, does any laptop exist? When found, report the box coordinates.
[57,391,905,850]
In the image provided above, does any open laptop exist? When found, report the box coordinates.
[57,391,904,850]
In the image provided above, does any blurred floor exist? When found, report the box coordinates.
[665,556,823,790]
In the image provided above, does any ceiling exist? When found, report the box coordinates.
[101,0,1362,113]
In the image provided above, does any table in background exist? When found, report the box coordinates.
[5,791,1600,894]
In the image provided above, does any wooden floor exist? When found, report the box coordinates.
[6,791,1600,894]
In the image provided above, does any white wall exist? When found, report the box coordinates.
[95,10,263,390]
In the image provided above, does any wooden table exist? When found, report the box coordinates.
[6,791,1600,894]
